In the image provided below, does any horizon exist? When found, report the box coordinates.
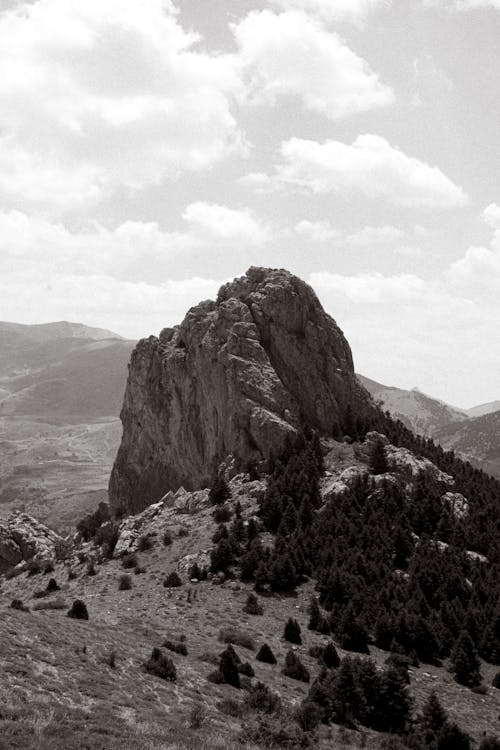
[0,1,499,407]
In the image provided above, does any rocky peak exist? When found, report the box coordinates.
[109,267,372,514]
[0,512,64,573]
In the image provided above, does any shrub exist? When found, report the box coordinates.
[256,643,277,664]
[308,645,324,659]
[493,671,500,689]
[144,647,176,681]
[219,627,255,651]
[94,520,120,558]
[284,618,302,645]
[189,701,206,730]
[106,650,117,668]
[67,599,89,620]
[43,561,55,574]
[178,526,189,538]
[164,571,182,587]
[282,651,309,682]
[27,560,41,576]
[213,504,232,524]
[163,639,188,656]
[138,534,153,552]
[217,697,244,718]
[10,598,28,611]
[238,661,255,677]
[32,597,67,611]
[163,530,173,546]
[385,653,411,684]
[119,574,132,591]
[295,700,322,732]
[208,670,224,684]
[67,568,77,580]
[220,646,240,688]
[247,681,281,714]
[134,565,147,575]
[322,642,340,669]
[33,588,48,599]
[243,593,263,616]
[121,552,138,569]
[86,562,97,576]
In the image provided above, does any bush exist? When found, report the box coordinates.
[43,561,55,574]
[322,642,340,669]
[134,565,147,575]
[144,647,177,681]
[121,552,138,569]
[247,681,281,714]
[213,504,232,524]
[163,639,188,656]
[32,597,67,611]
[243,593,263,616]
[86,562,97,576]
[256,643,277,664]
[284,618,302,645]
[118,574,132,590]
[163,530,173,546]
[94,520,120,558]
[295,700,322,732]
[282,651,310,682]
[27,560,41,576]
[10,598,28,611]
[68,568,77,580]
[189,701,206,730]
[219,627,255,651]
[106,650,117,669]
[220,646,240,688]
[208,670,224,684]
[238,661,255,677]
[67,599,89,620]
[492,671,500,689]
[138,534,153,552]
[164,571,182,587]
[178,526,189,538]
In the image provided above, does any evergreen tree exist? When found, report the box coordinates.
[282,651,310,682]
[220,646,240,688]
[322,642,340,670]
[450,631,482,687]
[337,604,369,654]
[209,476,231,506]
[368,436,388,475]
[256,643,277,664]
[284,618,302,644]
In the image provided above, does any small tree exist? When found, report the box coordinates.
[243,593,263,616]
[209,476,231,506]
[283,651,310,682]
[119,574,132,590]
[322,642,340,669]
[256,643,277,664]
[450,631,482,687]
[284,618,302,645]
[67,600,88,620]
[368,436,388,475]
[145,648,176,681]
[337,604,369,654]
[164,571,182,588]
[220,646,240,688]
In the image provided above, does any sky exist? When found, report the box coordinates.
[0,0,499,408]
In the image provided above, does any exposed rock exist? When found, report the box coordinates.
[441,491,469,519]
[110,267,371,514]
[0,512,64,571]
[321,466,369,501]
[385,444,453,485]
[177,550,211,575]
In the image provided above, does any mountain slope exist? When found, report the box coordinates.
[358,374,467,437]
[435,409,500,479]
[466,400,500,418]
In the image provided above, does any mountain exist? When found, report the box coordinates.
[109,267,371,514]
[357,374,467,436]
[0,321,134,529]
[466,400,500,418]
[1,268,499,749]
[435,409,500,479]
[358,373,500,479]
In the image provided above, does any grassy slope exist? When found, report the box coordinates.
[0,496,498,750]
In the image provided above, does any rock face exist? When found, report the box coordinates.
[109,267,371,514]
[0,512,64,572]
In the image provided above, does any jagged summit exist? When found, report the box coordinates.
[109,267,371,514]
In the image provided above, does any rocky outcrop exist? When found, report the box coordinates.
[0,512,64,572]
[109,267,371,514]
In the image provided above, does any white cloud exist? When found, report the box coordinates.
[482,203,500,229]
[426,0,500,9]
[295,221,407,246]
[295,220,341,242]
[269,0,390,24]
[0,0,244,213]
[268,135,468,207]
[183,202,271,244]
[232,10,393,119]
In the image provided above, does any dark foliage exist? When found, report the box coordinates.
[209,476,231,506]
[10,599,28,611]
[213,504,232,524]
[94,520,120,558]
[284,618,302,645]
[137,534,153,552]
[219,645,240,688]
[164,571,182,587]
[163,639,188,656]
[121,552,138,569]
[322,642,340,669]
[480,739,500,750]
[243,593,263,615]
[67,599,89,620]
[46,577,60,593]
[144,647,176,681]
[162,530,173,546]
[238,661,255,677]
[247,681,281,714]
[118,574,132,590]
[368,436,389,475]
[450,631,482,687]
[76,501,111,541]
[282,651,310,682]
[256,643,277,664]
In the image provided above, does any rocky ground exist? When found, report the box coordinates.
[0,438,499,749]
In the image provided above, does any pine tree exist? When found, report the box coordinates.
[209,476,231,506]
[450,630,482,687]
[220,646,240,688]
[284,617,302,644]
[322,642,340,669]
[256,643,277,664]
[368,436,388,475]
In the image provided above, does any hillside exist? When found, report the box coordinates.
[0,322,134,529]
[435,410,500,479]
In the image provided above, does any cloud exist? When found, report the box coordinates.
[426,0,500,9]
[183,202,271,244]
[269,0,390,24]
[0,0,244,213]
[295,220,341,242]
[295,221,408,246]
[482,203,500,229]
[232,10,393,119]
[264,135,468,207]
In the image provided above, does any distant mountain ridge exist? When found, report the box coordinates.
[0,320,123,344]
[358,373,500,478]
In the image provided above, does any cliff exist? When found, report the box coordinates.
[109,267,371,514]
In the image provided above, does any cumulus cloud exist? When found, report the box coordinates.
[269,0,390,24]
[232,10,393,119]
[183,202,271,244]
[426,0,500,9]
[482,203,500,229]
[264,135,468,207]
[295,221,409,246]
[0,0,243,213]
